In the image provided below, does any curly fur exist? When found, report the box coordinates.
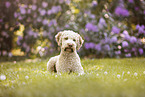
[47,30,84,74]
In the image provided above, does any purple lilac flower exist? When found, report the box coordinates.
[17,36,23,45]
[59,0,64,4]
[92,1,97,7]
[26,46,30,53]
[2,31,9,38]
[124,49,129,53]
[20,8,26,14]
[48,19,57,27]
[85,23,98,32]
[32,5,37,10]
[23,42,27,48]
[124,35,130,41]
[122,41,128,48]
[37,17,42,22]
[5,2,11,8]
[115,6,129,17]
[138,48,143,55]
[65,24,70,28]
[111,36,117,43]
[51,6,59,14]
[132,47,136,52]
[84,37,90,41]
[99,18,106,26]
[40,9,46,16]
[95,44,101,51]
[123,30,128,35]
[130,36,137,44]
[84,42,95,49]
[90,14,96,19]
[144,10,145,15]
[42,2,48,8]
[135,7,139,11]
[136,24,140,30]
[27,9,31,14]
[128,0,134,3]
[65,0,70,4]
[0,19,3,22]
[115,51,121,55]
[103,44,110,51]
[111,26,120,34]
[98,18,107,29]
[125,53,131,57]
[136,24,145,34]
[47,10,52,15]
[42,19,48,25]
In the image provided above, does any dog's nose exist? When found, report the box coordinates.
[68,44,73,47]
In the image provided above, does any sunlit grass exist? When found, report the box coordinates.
[0,58,145,97]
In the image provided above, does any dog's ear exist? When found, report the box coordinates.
[77,34,84,50]
[55,31,63,46]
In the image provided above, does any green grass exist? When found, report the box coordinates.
[0,58,145,97]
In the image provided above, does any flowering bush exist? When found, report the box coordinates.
[0,0,145,58]
[14,0,71,56]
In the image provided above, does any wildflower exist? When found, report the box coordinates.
[13,61,16,64]
[96,74,99,76]
[134,72,138,76]
[0,75,6,80]
[124,79,127,81]
[25,76,29,79]
[127,71,130,74]
[117,74,121,78]
[143,71,145,74]
[104,71,108,75]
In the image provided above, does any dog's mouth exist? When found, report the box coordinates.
[64,47,73,52]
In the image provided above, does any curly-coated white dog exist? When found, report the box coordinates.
[47,30,84,74]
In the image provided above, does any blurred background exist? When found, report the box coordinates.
[0,0,145,59]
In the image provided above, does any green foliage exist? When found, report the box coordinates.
[1,58,145,97]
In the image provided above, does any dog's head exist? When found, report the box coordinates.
[55,30,84,53]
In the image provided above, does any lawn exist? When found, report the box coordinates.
[0,58,145,97]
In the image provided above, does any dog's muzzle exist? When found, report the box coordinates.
[64,47,74,52]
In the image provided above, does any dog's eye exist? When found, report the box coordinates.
[73,39,76,41]
[64,37,68,40]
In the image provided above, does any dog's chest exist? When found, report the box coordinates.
[58,55,79,68]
